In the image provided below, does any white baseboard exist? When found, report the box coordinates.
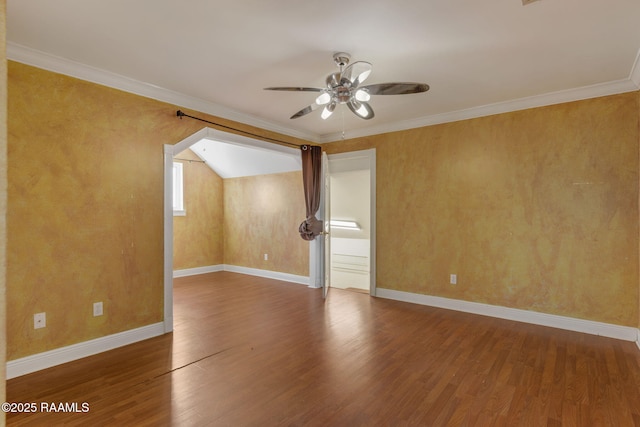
[173,264,311,286]
[7,322,165,379]
[377,288,639,343]
[7,264,305,379]
[222,265,310,286]
[173,264,224,278]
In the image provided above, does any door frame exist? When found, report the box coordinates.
[324,148,377,296]
[163,127,303,332]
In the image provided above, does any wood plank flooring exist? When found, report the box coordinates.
[6,271,640,426]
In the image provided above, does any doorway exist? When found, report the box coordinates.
[326,149,376,296]
[163,127,305,332]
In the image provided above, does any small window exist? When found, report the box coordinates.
[173,162,185,216]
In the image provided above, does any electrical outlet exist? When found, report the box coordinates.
[450,274,457,285]
[34,312,46,329]
[93,302,103,317]
[264,253,268,261]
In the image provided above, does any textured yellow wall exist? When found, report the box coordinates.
[173,149,224,270]
[7,57,638,368]
[224,171,308,276]
[7,62,307,360]
[173,151,308,274]
[326,93,640,326]
[8,63,166,359]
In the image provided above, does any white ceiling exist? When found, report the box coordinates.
[7,0,640,143]
[188,138,301,179]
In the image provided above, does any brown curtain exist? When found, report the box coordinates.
[298,145,323,241]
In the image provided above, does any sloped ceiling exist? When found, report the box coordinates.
[7,0,640,144]
[188,138,301,179]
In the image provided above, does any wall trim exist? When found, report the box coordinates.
[9,42,640,144]
[320,78,640,142]
[173,264,311,285]
[173,264,310,286]
[377,288,639,343]
[7,42,318,143]
[9,264,306,379]
[222,265,310,286]
[7,288,636,379]
[173,264,224,278]
[6,322,165,379]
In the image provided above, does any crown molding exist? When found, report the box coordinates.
[321,47,640,142]
[7,42,320,143]
[320,77,640,142]
[9,43,640,145]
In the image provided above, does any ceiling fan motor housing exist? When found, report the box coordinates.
[325,68,355,104]
[335,86,352,104]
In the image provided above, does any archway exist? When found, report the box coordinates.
[162,127,309,332]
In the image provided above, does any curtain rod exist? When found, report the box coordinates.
[176,110,318,149]
[174,157,206,163]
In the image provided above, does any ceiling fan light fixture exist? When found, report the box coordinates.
[355,88,371,102]
[349,99,373,119]
[321,102,336,120]
[356,104,369,117]
[315,92,331,105]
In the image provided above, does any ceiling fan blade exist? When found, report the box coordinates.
[290,103,320,119]
[361,82,429,95]
[347,99,375,120]
[341,61,372,87]
[264,87,323,92]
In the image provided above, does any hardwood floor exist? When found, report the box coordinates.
[6,271,640,426]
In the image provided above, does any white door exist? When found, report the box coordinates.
[326,149,377,296]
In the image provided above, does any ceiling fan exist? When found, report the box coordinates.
[264,52,429,121]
